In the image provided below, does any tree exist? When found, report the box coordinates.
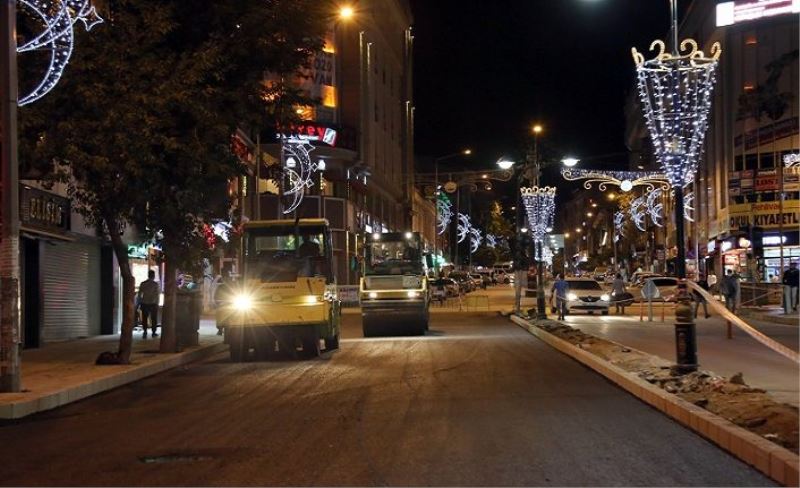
[472,246,498,268]
[19,0,327,362]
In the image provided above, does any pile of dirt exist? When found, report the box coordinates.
[535,321,799,453]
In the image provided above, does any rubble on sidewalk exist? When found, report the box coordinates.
[535,320,799,453]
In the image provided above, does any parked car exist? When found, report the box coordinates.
[449,272,474,293]
[494,269,511,284]
[477,270,495,285]
[593,267,609,282]
[636,276,679,302]
[630,271,659,287]
[430,278,459,299]
[469,273,487,289]
[563,278,610,315]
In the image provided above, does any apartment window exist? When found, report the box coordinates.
[760,152,774,169]
[734,154,744,171]
[745,154,758,170]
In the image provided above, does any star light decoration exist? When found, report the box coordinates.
[436,194,453,235]
[17,0,104,106]
[485,234,497,249]
[281,138,323,215]
[521,186,556,243]
[561,168,669,192]
[632,38,721,189]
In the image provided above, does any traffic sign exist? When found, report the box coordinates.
[641,279,660,300]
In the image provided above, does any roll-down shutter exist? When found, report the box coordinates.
[41,241,98,342]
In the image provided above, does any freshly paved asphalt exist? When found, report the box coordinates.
[0,312,773,486]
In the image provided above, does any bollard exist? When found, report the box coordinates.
[640,301,644,322]
[661,300,666,322]
[673,283,698,374]
[648,298,654,322]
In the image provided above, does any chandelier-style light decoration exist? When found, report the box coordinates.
[436,194,453,235]
[456,213,471,244]
[485,234,497,248]
[632,38,721,189]
[521,186,556,243]
[561,168,669,192]
[613,211,625,242]
[17,0,104,106]
[281,138,322,215]
[469,227,482,254]
[535,245,554,266]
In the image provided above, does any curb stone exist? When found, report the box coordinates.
[0,342,228,420]
[510,314,799,487]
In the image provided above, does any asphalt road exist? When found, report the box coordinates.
[0,313,773,486]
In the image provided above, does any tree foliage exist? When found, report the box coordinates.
[18,0,328,361]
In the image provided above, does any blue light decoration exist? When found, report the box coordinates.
[485,234,497,248]
[17,0,103,106]
[613,211,625,243]
[632,38,721,191]
[456,213,471,244]
[535,245,553,266]
[281,138,323,215]
[469,227,482,254]
[436,194,453,235]
[683,191,695,222]
[521,186,556,243]
[646,188,664,228]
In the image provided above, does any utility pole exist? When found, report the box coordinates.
[0,0,21,392]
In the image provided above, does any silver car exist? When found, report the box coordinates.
[563,278,611,315]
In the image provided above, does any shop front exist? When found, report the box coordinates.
[20,185,113,348]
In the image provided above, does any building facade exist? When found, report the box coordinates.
[237,0,415,285]
[626,0,799,281]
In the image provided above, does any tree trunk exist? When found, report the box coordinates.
[106,219,135,364]
[159,250,178,353]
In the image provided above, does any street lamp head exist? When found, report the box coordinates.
[546,226,553,233]
[496,159,515,170]
[562,157,580,168]
[532,124,543,135]
[620,179,633,192]
[521,227,529,234]
[338,5,355,20]
[463,149,472,155]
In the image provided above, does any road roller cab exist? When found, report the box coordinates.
[360,231,430,336]
[216,219,341,361]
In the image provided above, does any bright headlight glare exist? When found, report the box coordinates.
[233,294,253,311]
[368,292,378,299]
[600,294,610,301]
[407,290,420,298]
[567,293,578,301]
[305,295,321,304]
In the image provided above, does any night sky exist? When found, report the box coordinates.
[409,0,686,183]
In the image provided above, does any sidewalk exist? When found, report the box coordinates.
[0,320,225,419]
[739,306,799,326]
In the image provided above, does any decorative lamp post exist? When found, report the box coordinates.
[632,0,721,373]
[521,186,556,319]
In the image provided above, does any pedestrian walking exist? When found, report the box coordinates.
[550,273,569,321]
[782,262,799,314]
[611,273,628,315]
[692,275,710,319]
[707,271,718,298]
[720,269,739,313]
[138,270,160,339]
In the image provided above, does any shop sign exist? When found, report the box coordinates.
[706,240,717,254]
[20,186,70,233]
[728,171,741,196]
[729,200,800,230]
[733,117,799,150]
[740,170,754,194]
[724,254,739,265]
[784,166,800,191]
[762,235,787,246]
[755,169,779,191]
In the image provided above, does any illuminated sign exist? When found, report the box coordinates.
[762,235,788,246]
[721,241,734,252]
[717,0,800,26]
[281,123,338,146]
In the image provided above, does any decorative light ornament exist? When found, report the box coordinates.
[632,38,721,189]
[436,194,453,235]
[280,138,323,215]
[630,195,647,232]
[485,234,497,248]
[17,0,104,106]
[456,213,471,244]
[561,168,669,192]
[469,227,482,254]
[683,191,695,222]
[646,188,664,228]
[535,245,554,266]
[784,153,800,168]
[521,186,556,243]
[613,211,625,242]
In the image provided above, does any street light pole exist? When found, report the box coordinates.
[532,125,547,320]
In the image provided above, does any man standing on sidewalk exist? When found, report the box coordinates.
[720,269,739,313]
[782,262,799,314]
[138,270,160,339]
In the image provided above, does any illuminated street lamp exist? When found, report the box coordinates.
[338,5,355,20]
[562,157,580,168]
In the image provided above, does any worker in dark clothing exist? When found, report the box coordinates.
[782,262,799,313]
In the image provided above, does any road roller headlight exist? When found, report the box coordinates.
[567,292,578,301]
[233,294,253,311]
[368,292,378,299]
[407,290,420,298]
[600,294,610,302]
[305,295,322,304]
